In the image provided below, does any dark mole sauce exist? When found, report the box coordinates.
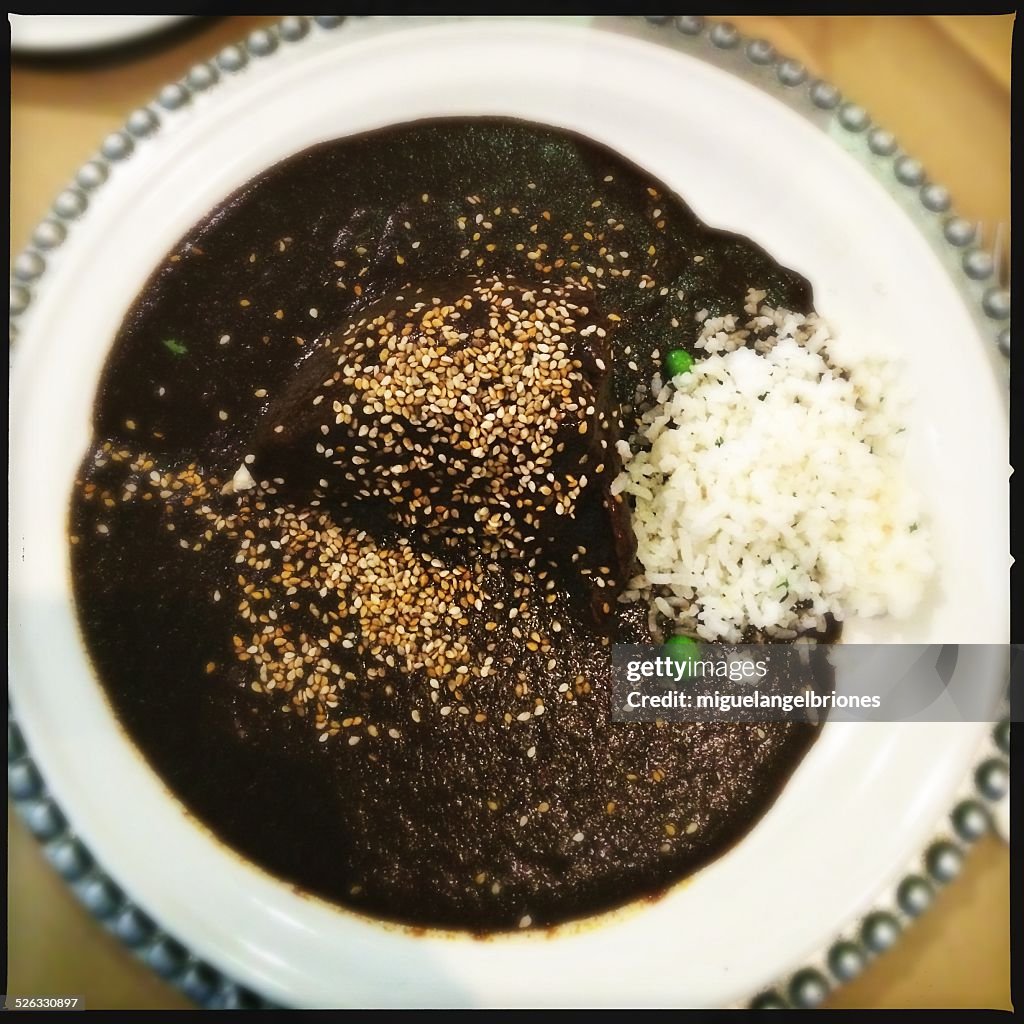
[70,118,826,932]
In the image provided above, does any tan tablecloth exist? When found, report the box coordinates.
[9,15,1011,1010]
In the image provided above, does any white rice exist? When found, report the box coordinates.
[614,289,934,642]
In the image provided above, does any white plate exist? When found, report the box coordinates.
[9,15,192,55]
[8,16,1009,1009]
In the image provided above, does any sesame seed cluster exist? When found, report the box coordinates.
[224,509,490,741]
[254,274,620,561]
[79,454,590,744]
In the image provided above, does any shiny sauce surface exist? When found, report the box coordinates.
[70,119,822,931]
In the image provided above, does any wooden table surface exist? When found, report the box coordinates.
[9,15,1012,1010]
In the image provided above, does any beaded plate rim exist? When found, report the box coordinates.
[8,14,1011,1011]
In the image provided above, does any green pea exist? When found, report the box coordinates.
[664,633,700,673]
[664,348,694,379]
